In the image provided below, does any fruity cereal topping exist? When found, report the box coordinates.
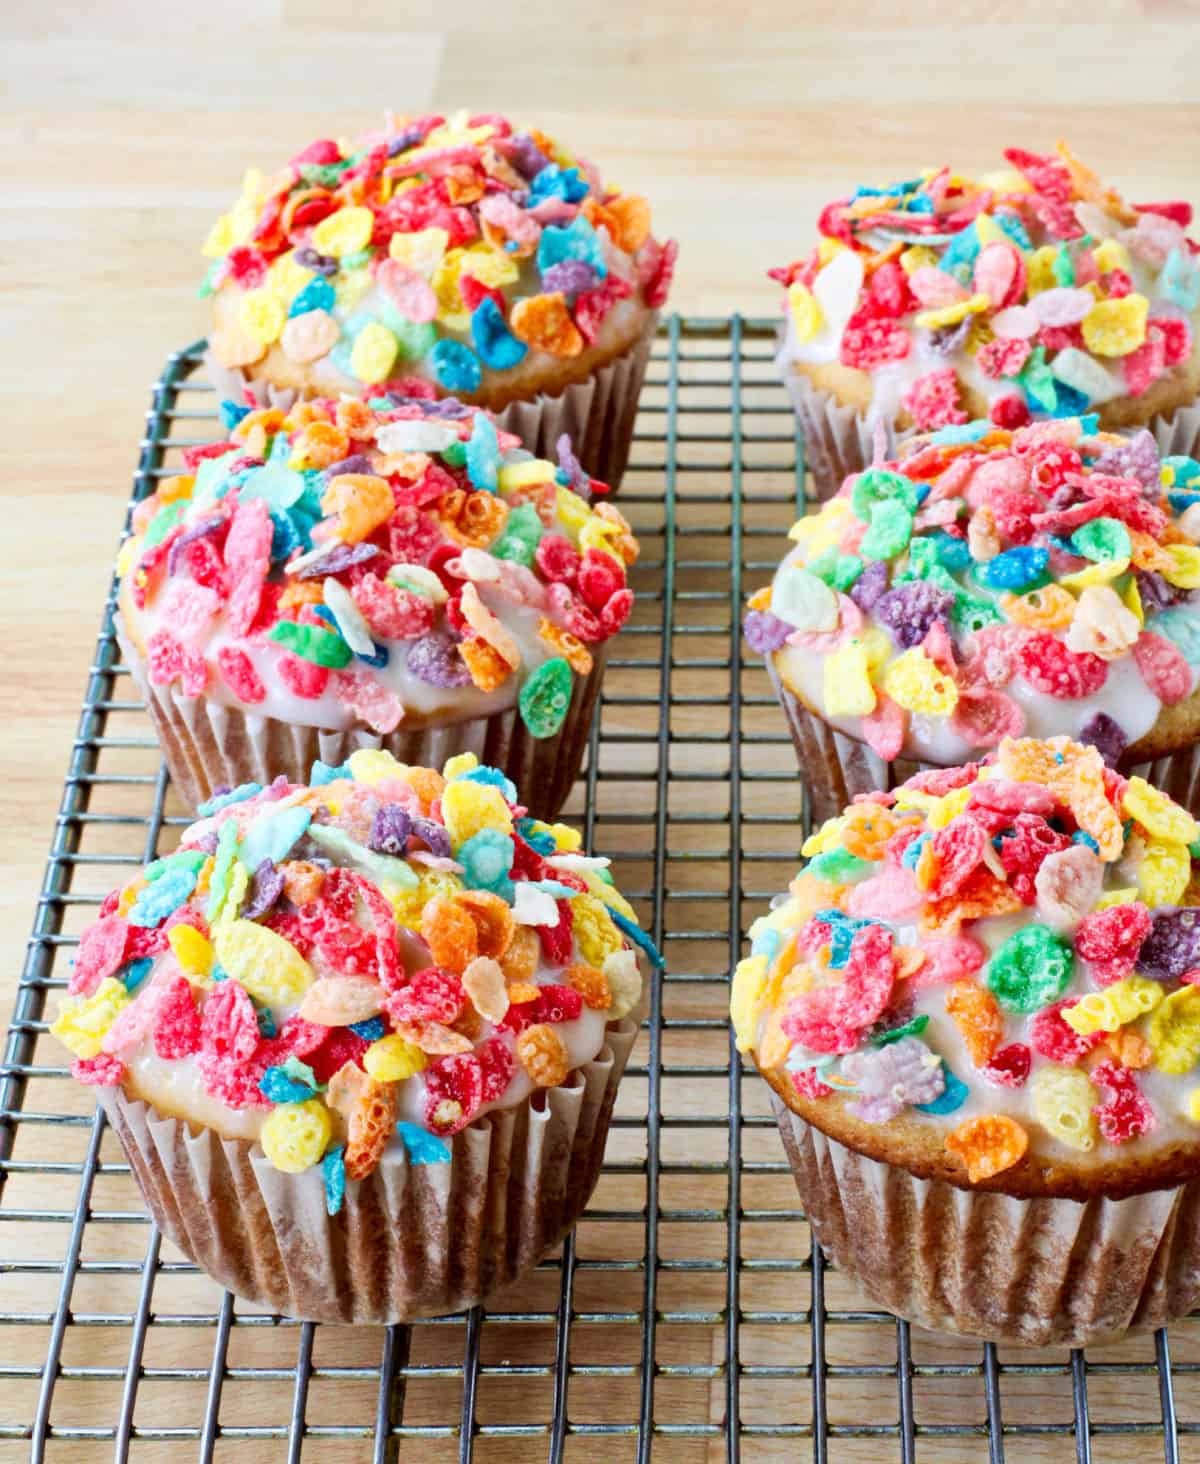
[202,110,676,391]
[774,143,1199,426]
[745,416,1200,762]
[731,737,1200,1182]
[119,396,638,739]
[52,753,660,1200]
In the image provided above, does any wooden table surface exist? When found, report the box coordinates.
[5,4,1200,1459]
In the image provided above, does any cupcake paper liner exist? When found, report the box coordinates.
[204,313,658,491]
[772,1094,1200,1348]
[768,656,1200,819]
[98,1019,637,1325]
[119,625,607,818]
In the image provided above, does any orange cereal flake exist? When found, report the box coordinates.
[516,1023,571,1087]
[344,1079,398,1181]
[945,1114,1029,1183]
[945,981,1005,1066]
[420,896,478,973]
[565,962,612,1010]
[510,294,584,358]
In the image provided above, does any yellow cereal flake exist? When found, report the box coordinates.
[49,978,130,1060]
[787,282,823,343]
[882,647,959,716]
[1123,777,1199,845]
[1081,293,1149,357]
[822,641,876,717]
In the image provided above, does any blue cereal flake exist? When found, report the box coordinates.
[749,923,782,965]
[974,545,1049,592]
[282,1056,322,1090]
[813,909,874,969]
[458,829,516,900]
[120,957,154,994]
[902,833,930,871]
[238,805,311,871]
[515,817,557,855]
[459,765,519,800]
[398,1123,452,1166]
[609,908,666,972]
[1072,830,1101,853]
[311,759,353,786]
[536,215,607,282]
[258,1065,315,1104]
[145,848,208,882]
[914,1062,968,1115]
[465,411,501,492]
[218,399,252,432]
[470,297,527,372]
[323,1145,347,1215]
[198,781,262,817]
[255,1002,278,1039]
[350,1016,386,1041]
[528,163,590,205]
[288,275,336,318]
[1151,607,1200,669]
[926,419,991,446]
[127,864,198,928]
[430,339,482,394]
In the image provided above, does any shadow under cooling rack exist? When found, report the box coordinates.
[1,317,1198,1463]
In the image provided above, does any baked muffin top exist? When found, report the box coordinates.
[745,415,1200,765]
[52,752,660,1199]
[202,110,676,400]
[119,394,638,737]
[772,143,1200,431]
[733,737,1200,1194]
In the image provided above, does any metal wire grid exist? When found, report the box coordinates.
[2,318,1200,1463]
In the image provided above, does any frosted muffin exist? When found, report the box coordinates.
[733,737,1200,1345]
[771,143,1200,497]
[51,751,660,1323]
[745,414,1200,823]
[201,110,677,487]
[117,393,638,815]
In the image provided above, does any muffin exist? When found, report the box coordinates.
[733,736,1200,1346]
[50,751,660,1323]
[117,393,639,815]
[201,109,677,488]
[771,142,1200,499]
[744,414,1200,824]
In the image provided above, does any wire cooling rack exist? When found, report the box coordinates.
[3,317,1200,1464]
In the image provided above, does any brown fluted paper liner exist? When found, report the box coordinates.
[119,625,607,818]
[775,341,896,504]
[772,1095,1200,1348]
[766,658,922,824]
[205,314,657,491]
[98,1019,637,1324]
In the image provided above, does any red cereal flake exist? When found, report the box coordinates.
[1136,200,1193,227]
[982,1042,1032,1089]
[1103,269,1134,299]
[643,237,678,309]
[179,647,209,696]
[333,667,403,735]
[840,304,911,370]
[153,974,203,1059]
[1091,1059,1157,1144]
[866,259,915,318]
[990,394,1030,430]
[1038,324,1085,355]
[791,1067,834,1100]
[124,923,169,961]
[1015,632,1108,699]
[305,1026,369,1084]
[577,548,626,611]
[546,582,603,642]
[350,572,436,640]
[224,496,273,584]
[183,536,229,596]
[197,1051,271,1110]
[264,1013,328,1062]
[781,924,896,1054]
[990,487,1046,546]
[146,628,185,687]
[1029,998,1105,1065]
[226,572,266,639]
[1074,902,1151,985]
[536,901,575,966]
[277,650,330,699]
[423,1052,484,1135]
[216,645,266,704]
[262,911,316,959]
[977,337,1032,380]
[224,245,269,289]
[72,1053,125,1086]
[69,914,129,997]
[996,813,1071,904]
[313,915,378,978]
[201,980,260,1064]
[388,966,467,1026]
[534,534,580,585]
[477,1036,515,1102]
[1157,316,1192,367]
[1133,631,1192,705]
[600,587,634,636]
[1023,442,1082,494]
[575,273,634,346]
[388,507,444,564]
[1003,147,1073,202]
[927,816,990,900]
[499,982,584,1033]
[1124,332,1167,397]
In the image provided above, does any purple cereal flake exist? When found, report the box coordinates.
[541,259,601,296]
[841,1037,944,1124]
[743,609,793,655]
[293,247,339,278]
[387,123,428,156]
[1092,429,1161,493]
[507,132,551,180]
[241,859,284,920]
[1137,569,1186,613]
[295,542,379,580]
[369,804,413,856]
[555,432,589,493]
[849,559,890,613]
[323,453,374,481]
[167,515,225,575]
[1078,710,1128,768]
[875,582,955,650]
[405,632,474,687]
[191,830,220,855]
[411,816,452,859]
[1139,907,1200,980]
[924,318,973,357]
[384,394,471,419]
[1045,481,1087,513]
